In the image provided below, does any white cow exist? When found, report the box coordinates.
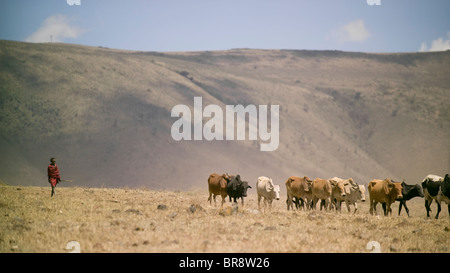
[256,176,280,211]
[343,184,366,213]
[331,177,366,213]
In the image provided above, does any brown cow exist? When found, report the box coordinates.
[329,177,350,212]
[285,176,313,210]
[208,173,232,207]
[368,178,403,216]
[312,178,333,210]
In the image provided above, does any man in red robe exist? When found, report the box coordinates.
[47,157,61,197]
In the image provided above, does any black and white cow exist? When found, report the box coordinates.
[226,175,252,206]
[421,174,450,219]
[382,180,424,216]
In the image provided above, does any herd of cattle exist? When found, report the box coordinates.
[207,173,450,219]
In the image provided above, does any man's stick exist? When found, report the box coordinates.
[61,179,74,182]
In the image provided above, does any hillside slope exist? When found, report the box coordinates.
[0,40,449,189]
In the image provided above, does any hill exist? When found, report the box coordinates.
[0,40,449,189]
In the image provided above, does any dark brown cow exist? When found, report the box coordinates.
[285,176,313,210]
[207,173,231,207]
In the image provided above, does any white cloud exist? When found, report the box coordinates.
[419,32,450,52]
[329,19,370,44]
[25,14,84,43]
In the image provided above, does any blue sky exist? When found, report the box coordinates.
[1,0,449,52]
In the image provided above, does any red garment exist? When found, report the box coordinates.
[48,164,61,187]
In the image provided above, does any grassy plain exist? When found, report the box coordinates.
[1,185,448,253]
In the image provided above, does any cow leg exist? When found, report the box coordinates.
[398,201,403,216]
[403,201,410,217]
[258,195,262,210]
[312,197,317,210]
[353,202,358,214]
[334,200,339,212]
[381,203,387,215]
[344,200,350,213]
[296,198,301,210]
[373,201,378,216]
[306,198,313,210]
[435,201,441,219]
[261,198,267,214]
[381,202,392,216]
[320,199,328,211]
[326,198,331,211]
[320,199,326,210]
[385,202,391,216]
[302,198,308,211]
[331,199,338,212]
[424,198,432,218]
[241,197,244,207]
[369,199,377,215]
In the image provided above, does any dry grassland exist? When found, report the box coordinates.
[0,185,448,253]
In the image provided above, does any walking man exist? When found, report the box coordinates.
[47,157,61,197]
